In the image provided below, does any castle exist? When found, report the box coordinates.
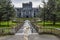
[16,2,39,18]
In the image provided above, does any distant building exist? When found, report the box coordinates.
[16,2,39,18]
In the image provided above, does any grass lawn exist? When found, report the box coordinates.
[0,21,17,28]
[16,18,34,22]
[0,18,33,28]
[35,21,60,28]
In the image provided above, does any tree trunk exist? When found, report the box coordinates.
[52,14,56,25]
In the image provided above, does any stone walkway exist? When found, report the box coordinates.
[15,20,37,35]
[0,20,60,40]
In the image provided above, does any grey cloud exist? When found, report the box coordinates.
[11,0,41,3]
[11,0,47,7]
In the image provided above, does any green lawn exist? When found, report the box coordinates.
[36,21,60,28]
[0,21,16,28]
[16,18,34,22]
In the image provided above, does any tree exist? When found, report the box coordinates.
[48,0,56,25]
[55,0,60,21]
[39,0,57,25]
[0,0,15,21]
[39,0,48,21]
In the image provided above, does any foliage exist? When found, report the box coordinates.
[0,0,15,21]
[55,0,60,21]
[38,0,60,25]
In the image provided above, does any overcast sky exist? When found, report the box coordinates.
[11,0,48,8]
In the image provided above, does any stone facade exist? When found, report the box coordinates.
[16,2,39,18]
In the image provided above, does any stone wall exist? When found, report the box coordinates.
[32,23,60,37]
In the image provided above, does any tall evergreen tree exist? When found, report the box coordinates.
[0,0,15,21]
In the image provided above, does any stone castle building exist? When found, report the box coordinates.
[16,2,39,18]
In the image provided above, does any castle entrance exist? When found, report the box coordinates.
[26,15,29,18]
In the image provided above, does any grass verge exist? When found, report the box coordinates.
[35,21,60,28]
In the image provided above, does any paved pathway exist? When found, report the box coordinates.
[15,20,37,35]
[0,20,60,40]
